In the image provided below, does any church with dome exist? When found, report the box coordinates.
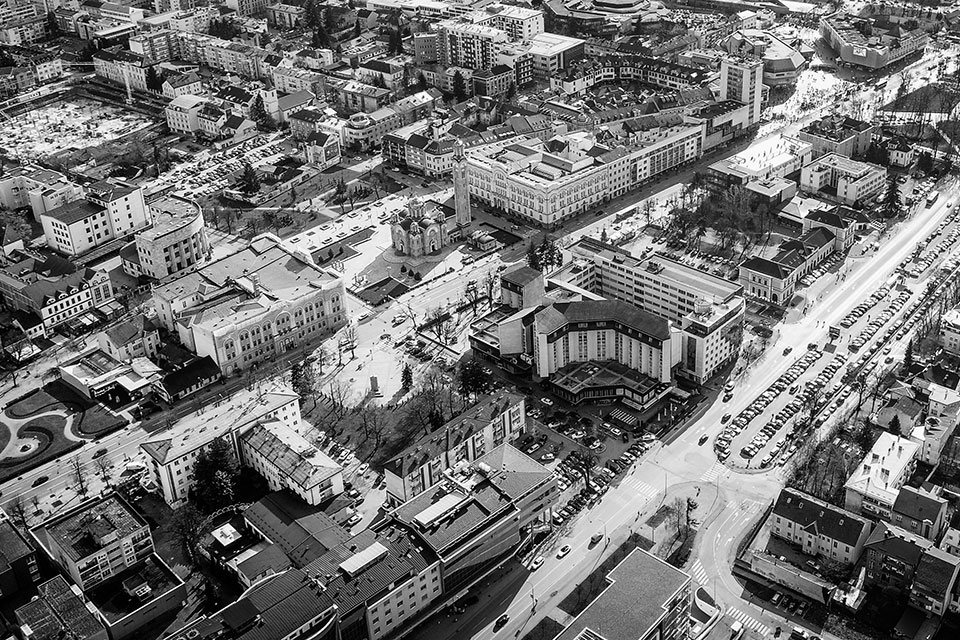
[390,139,473,257]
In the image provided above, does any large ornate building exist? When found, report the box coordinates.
[390,140,472,257]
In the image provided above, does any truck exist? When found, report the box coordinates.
[927,190,940,207]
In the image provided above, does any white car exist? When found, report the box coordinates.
[540,397,554,406]
[530,556,545,570]
[556,544,572,558]
[347,513,362,526]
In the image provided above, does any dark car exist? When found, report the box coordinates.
[698,435,709,446]
[93,448,108,459]
[494,615,510,631]
[32,476,48,487]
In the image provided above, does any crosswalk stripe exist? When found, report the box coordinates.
[700,463,726,483]
[690,560,708,585]
[624,478,657,502]
[727,607,769,635]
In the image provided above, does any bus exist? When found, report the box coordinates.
[927,190,940,207]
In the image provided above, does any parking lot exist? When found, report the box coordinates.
[715,191,960,471]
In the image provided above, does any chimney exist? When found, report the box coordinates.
[250,273,261,295]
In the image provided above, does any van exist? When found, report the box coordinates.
[590,533,604,545]
[730,621,744,639]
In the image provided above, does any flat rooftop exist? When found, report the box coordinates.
[550,359,664,398]
[40,493,148,562]
[140,386,298,464]
[86,555,182,623]
[554,548,690,640]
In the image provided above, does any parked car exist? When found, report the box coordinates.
[530,556,544,570]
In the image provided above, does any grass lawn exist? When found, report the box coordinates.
[72,404,125,437]
[0,418,82,482]
[5,380,93,419]
[0,420,9,455]
[130,492,189,569]
[645,504,674,529]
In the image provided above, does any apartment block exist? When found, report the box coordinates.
[140,387,302,505]
[121,194,208,280]
[797,114,876,160]
[384,390,527,504]
[801,152,886,206]
[555,238,745,383]
[0,164,81,221]
[40,181,150,258]
[32,494,154,591]
[845,433,920,519]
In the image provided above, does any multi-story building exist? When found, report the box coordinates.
[0,254,113,336]
[739,227,837,304]
[0,65,33,97]
[771,488,873,565]
[472,64,514,97]
[341,89,442,150]
[0,0,46,45]
[238,419,344,506]
[704,134,811,194]
[719,54,763,128]
[526,32,584,80]
[0,515,40,598]
[553,548,691,640]
[40,181,150,258]
[337,80,391,114]
[32,494,154,591]
[165,569,340,640]
[864,521,932,590]
[890,485,948,543]
[267,1,304,28]
[0,164,81,221]
[384,443,557,598]
[140,386,302,505]
[152,234,347,375]
[528,299,680,383]
[384,390,527,504]
[722,29,807,86]
[474,4,543,41]
[161,71,202,98]
[942,307,960,356]
[226,0,269,15]
[15,576,108,640]
[128,28,178,64]
[910,548,960,617]
[92,48,150,92]
[165,94,206,134]
[96,314,160,362]
[437,19,509,70]
[120,194,208,280]
[845,432,920,519]
[464,128,702,228]
[551,55,710,96]
[800,152,886,205]
[797,114,876,160]
[270,65,326,95]
[555,238,745,383]
[820,12,928,70]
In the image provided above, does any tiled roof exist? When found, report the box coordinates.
[892,486,946,527]
[772,488,870,547]
[239,420,341,491]
[0,519,32,573]
[535,300,671,341]
[15,576,106,640]
[243,493,351,568]
[865,521,932,565]
[913,547,960,599]
[501,264,541,287]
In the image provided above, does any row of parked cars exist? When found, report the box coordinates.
[716,350,822,462]
[838,285,892,330]
[898,203,960,277]
[551,467,617,527]
[848,290,911,353]
[798,253,842,288]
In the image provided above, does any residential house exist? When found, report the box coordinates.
[863,521,933,590]
[770,488,873,565]
[96,314,160,362]
[844,433,919,519]
[890,485,948,543]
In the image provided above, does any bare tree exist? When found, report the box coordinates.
[425,307,449,344]
[7,495,28,530]
[396,304,421,331]
[463,280,481,314]
[327,379,353,422]
[482,271,497,306]
[94,455,113,488]
[341,326,358,360]
[70,456,89,497]
[357,406,389,459]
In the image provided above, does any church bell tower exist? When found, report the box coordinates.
[453,139,471,228]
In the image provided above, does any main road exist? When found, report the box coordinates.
[406,176,959,640]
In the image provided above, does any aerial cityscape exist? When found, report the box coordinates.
[0,1,956,640]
